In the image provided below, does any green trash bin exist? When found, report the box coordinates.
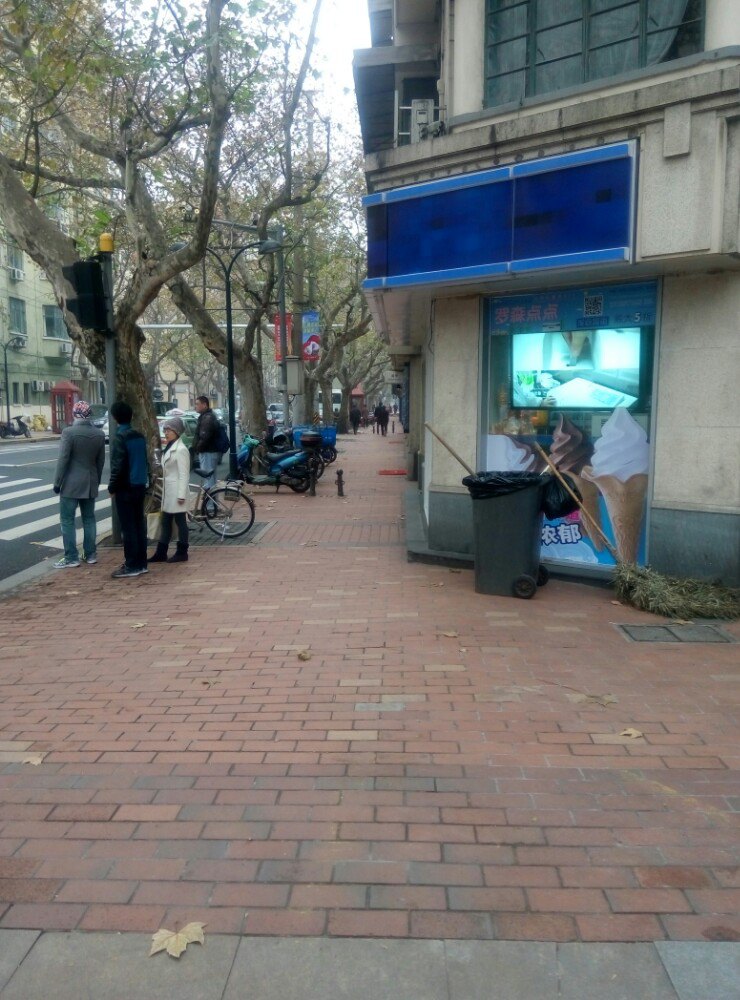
[463,472,549,599]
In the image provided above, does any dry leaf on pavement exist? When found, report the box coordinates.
[150,922,206,959]
[130,622,147,629]
[567,692,618,708]
[619,727,644,739]
[22,754,45,766]
[439,631,459,638]
[297,650,312,661]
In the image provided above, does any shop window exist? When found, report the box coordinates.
[8,296,27,336]
[43,304,68,339]
[485,0,704,108]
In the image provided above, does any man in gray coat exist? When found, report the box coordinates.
[52,400,106,568]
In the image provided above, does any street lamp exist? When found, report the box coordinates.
[201,239,284,479]
[1,336,25,426]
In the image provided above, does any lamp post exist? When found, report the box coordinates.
[201,239,284,479]
[2,337,25,426]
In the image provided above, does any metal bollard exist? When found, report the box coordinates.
[392,420,395,434]
[336,468,344,497]
[309,456,317,496]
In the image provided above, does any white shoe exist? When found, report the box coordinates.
[54,557,80,569]
[83,555,98,565]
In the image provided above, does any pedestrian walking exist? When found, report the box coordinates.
[349,404,362,435]
[192,395,220,490]
[108,400,149,579]
[52,400,106,568]
[378,403,390,437]
[149,416,191,564]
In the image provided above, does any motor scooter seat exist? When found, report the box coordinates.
[266,450,298,463]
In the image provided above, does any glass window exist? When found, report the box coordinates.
[12,382,19,404]
[23,383,30,405]
[8,297,26,336]
[6,240,23,271]
[43,304,68,339]
[486,0,703,106]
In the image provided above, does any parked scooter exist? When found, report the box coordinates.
[237,434,323,493]
[0,416,32,439]
[266,426,337,466]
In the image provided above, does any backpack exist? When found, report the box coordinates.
[214,423,230,455]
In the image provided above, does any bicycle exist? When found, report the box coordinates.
[145,468,256,539]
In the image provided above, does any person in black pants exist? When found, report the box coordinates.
[108,401,150,579]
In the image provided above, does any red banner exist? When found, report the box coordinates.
[273,314,292,362]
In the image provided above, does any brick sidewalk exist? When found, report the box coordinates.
[0,426,738,942]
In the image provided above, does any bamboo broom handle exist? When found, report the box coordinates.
[534,443,619,561]
[424,423,475,476]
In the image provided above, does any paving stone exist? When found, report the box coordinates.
[558,943,678,999]
[223,938,449,1000]
[656,941,740,1000]
[0,931,239,1000]
[445,941,556,998]
[0,929,40,991]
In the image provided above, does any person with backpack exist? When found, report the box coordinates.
[192,395,221,490]
[107,400,150,579]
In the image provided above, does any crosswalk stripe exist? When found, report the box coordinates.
[0,499,112,541]
[0,485,49,504]
[43,517,113,551]
[0,478,42,490]
[0,495,60,521]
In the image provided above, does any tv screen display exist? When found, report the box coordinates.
[511,327,645,410]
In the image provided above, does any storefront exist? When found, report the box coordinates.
[483,281,657,576]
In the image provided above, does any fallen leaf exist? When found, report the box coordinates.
[150,922,206,959]
[200,679,219,688]
[430,582,444,588]
[610,600,623,606]
[619,727,644,739]
[449,568,462,574]
[670,619,693,626]
[297,650,312,661]
[439,631,459,638]
[22,754,45,766]
[130,622,147,630]
[65,591,80,596]
[568,692,618,708]
[459,647,467,653]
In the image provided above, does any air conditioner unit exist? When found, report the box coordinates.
[8,267,25,281]
[59,341,73,355]
[43,380,53,391]
[31,380,41,392]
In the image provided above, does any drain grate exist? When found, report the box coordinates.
[617,623,735,643]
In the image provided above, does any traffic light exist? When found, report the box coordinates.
[62,260,109,331]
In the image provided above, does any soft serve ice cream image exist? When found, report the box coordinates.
[581,408,650,564]
[486,434,546,473]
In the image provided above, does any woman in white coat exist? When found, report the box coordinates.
[149,416,191,564]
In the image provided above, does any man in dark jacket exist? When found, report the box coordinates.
[108,400,149,579]
[192,395,220,490]
[349,404,361,434]
[52,400,106,568]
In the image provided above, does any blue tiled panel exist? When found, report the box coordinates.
[364,142,636,289]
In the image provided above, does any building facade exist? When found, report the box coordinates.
[2,232,105,426]
[354,0,739,585]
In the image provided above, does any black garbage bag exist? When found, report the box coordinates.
[462,471,544,500]
[541,473,581,520]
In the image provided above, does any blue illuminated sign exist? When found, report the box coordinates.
[364,143,636,290]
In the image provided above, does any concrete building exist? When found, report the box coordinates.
[354,0,739,585]
[1,231,105,426]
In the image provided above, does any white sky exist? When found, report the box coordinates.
[302,0,371,137]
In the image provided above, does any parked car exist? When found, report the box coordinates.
[266,404,284,425]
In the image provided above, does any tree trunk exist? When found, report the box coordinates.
[234,352,267,436]
[115,315,159,455]
[336,388,350,435]
[319,377,333,426]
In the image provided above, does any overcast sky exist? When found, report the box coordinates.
[309,0,371,136]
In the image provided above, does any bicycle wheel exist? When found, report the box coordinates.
[203,484,256,538]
